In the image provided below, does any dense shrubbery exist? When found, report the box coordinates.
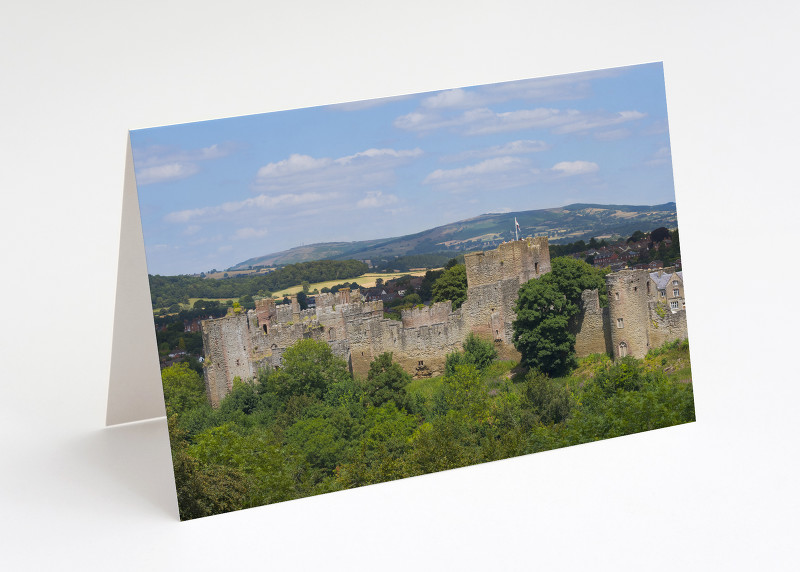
[445,333,498,375]
[164,338,694,520]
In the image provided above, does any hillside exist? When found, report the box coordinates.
[230,202,678,269]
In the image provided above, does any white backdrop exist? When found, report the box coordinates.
[1,1,798,570]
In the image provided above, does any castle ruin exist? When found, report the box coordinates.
[201,237,687,406]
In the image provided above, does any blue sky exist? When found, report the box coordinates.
[131,62,675,275]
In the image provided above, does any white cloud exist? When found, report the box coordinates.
[443,139,549,162]
[356,191,399,209]
[253,147,423,193]
[135,162,199,185]
[422,88,487,110]
[551,161,599,176]
[645,146,672,166]
[394,107,646,136]
[594,128,631,141]
[133,143,233,185]
[256,154,330,177]
[418,70,617,110]
[165,191,335,223]
[233,227,269,240]
[423,155,599,191]
[423,156,539,192]
[425,157,529,184]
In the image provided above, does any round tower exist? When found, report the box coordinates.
[606,269,651,359]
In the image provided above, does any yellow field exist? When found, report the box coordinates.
[271,270,434,298]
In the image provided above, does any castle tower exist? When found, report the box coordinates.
[606,269,652,359]
[254,298,276,333]
[461,236,551,345]
[201,312,255,407]
[464,236,551,288]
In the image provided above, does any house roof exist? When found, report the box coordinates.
[650,270,683,290]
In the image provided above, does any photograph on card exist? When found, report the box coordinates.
[131,62,695,520]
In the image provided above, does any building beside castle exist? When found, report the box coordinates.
[201,237,687,407]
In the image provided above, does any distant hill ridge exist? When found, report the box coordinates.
[230,202,678,269]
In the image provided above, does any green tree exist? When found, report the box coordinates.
[432,263,467,309]
[627,230,646,243]
[512,257,608,376]
[521,370,571,425]
[544,257,608,307]
[462,332,497,370]
[512,279,576,376]
[651,227,671,243]
[167,415,249,520]
[190,423,300,507]
[161,362,207,416]
[445,333,497,375]
[274,338,352,400]
[364,353,412,411]
[418,269,443,302]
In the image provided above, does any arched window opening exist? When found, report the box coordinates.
[619,341,628,358]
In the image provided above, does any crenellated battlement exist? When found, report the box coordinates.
[464,236,551,289]
[201,235,687,406]
[401,301,453,328]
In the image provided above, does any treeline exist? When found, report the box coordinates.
[372,252,464,272]
[164,336,694,520]
[549,237,608,258]
[150,259,369,308]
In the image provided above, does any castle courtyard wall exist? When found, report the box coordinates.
[572,289,612,357]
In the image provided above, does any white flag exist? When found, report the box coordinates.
[515,217,521,232]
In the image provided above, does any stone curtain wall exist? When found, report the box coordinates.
[348,310,467,378]
[401,302,452,328]
[647,300,689,350]
[202,240,554,403]
[572,289,612,356]
[200,236,689,405]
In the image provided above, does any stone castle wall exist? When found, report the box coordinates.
[647,300,689,350]
[201,237,689,405]
[572,289,612,356]
[604,268,688,359]
[201,312,256,407]
[607,269,653,359]
[464,236,550,288]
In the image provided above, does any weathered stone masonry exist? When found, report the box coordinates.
[201,237,688,406]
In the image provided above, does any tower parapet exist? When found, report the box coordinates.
[464,236,551,289]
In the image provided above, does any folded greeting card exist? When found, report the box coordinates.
[109,62,695,520]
